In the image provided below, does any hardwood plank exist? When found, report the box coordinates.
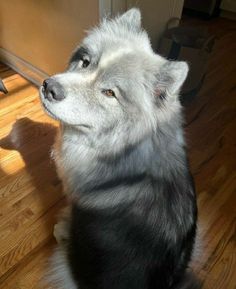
[0,66,64,286]
[0,240,56,289]
[182,16,236,288]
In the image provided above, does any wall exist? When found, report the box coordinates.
[0,0,184,78]
[101,0,184,50]
[221,0,236,12]
[127,0,184,50]
[0,0,99,76]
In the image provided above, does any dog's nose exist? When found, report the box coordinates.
[42,78,65,102]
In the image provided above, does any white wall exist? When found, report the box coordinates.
[127,0,184,50]
[99,0,127,18]
[99,0,184,50]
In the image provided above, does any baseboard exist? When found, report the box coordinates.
[0,48,49,87]
[220,9,236,20]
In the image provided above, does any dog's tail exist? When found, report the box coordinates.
[173,271,202,289]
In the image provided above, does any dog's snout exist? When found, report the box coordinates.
[42,78,65,102]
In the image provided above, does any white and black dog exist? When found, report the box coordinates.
[40,8,198,289]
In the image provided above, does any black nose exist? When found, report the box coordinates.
[42,78,65,101]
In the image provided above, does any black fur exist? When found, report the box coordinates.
[47,9,198,289]
[70,46,89,65]
[67,169,197,289]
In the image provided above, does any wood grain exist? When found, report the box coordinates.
[0,62,65,288]
[0,16,235,289]
[182,15,236,289]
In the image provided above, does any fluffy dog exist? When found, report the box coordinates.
[40,8,197,289]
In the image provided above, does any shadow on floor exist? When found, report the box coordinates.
[0,117,64,232]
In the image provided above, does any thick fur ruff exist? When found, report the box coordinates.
[40,8,198,289]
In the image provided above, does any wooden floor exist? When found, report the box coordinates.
[0,16,235,289]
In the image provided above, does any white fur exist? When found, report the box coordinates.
[40,8,190,288]
[47,249,77,289]
[99,48,133,69]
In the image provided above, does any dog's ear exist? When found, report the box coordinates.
[117,8,141,30]
[155,60,189,97]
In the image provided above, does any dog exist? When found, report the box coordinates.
[39,8,198,289]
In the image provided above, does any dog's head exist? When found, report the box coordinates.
[40,8,188,149]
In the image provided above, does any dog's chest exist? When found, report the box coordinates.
[52,131,94,193]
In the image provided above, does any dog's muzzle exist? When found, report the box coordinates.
[41,78,65,102]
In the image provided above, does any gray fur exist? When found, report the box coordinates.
[39,8,191,289]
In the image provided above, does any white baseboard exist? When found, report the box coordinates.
[0,48,49,87]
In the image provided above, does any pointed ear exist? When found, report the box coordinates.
[156,60,189,96]
[117,8,141,30]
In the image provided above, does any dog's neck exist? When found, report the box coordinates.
[53,122,188,204]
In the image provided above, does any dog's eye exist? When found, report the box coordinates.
[78,57,90,68]
[82,59,90,68]
[102,89,116,97]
